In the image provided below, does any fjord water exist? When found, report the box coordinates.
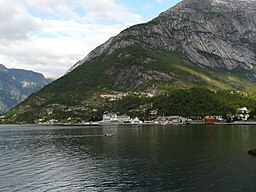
[1,125,256,191]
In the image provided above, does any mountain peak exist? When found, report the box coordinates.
[68,0,256,74]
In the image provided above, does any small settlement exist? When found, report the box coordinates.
[101,112,205,125]
[102,113,143,125]
[32,106,252,125]
[99,106,251,125]
[202,107,250,124]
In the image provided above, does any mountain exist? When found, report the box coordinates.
[5,0,256,123]
[0,64,50,114]
[71,0,256,72]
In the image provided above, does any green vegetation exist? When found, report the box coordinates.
[30,45,256,96]
[4,45,256,123]
[5,86,256,124]
[153,88,256,117]
[108,88,256,118]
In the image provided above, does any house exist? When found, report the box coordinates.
[103,113,118,122]
[103,113,131,123]
[237,107,249,114]
[150,109,158,116]
[236,107,250,121]
[130,117,142,124]
[237,114,250,121]
[117,115,131,123]
[156,115,186,124]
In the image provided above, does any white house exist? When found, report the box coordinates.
[236,107,250,121]
[237,107,249,114]
[103,113,118,122]
[238,114,250,121]
[117,115,131,123]
[103,113,131,123]
[130,117,142,124]
[155,115,186,124]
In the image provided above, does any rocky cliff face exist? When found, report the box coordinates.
[70,0,256,74]
[0,64,50,113]
[160,0,256,70]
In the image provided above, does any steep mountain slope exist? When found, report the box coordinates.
[0,64,50,114]
[70,0,256,75]
[5,0,256,123]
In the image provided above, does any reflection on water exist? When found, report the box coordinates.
[0,124,256,191]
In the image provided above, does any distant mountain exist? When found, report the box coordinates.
[0,64,50,114]
[5,0,256,123]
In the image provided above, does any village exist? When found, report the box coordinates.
[42,106,253,126]
[0,105,253,125]
[97,106,252,125]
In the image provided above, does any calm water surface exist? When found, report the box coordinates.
[0,124,256,191]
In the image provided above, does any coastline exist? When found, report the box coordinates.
[5,120,256,127]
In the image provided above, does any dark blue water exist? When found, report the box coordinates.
[0,124,256,191]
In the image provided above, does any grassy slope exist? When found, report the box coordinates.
[5,45,256,123]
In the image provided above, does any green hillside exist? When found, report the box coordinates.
[4,46,256,124]
[4,0,256,124]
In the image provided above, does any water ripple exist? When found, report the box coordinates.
[1,125,256,191]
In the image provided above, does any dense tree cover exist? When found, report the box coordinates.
[5,86,256,124]
[111,88,256,118]
[153,88,256,117]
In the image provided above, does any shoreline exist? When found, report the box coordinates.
[3,121,256,127]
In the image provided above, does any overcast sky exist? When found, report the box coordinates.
[0,0,181,77]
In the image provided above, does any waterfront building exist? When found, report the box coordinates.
[117,115,131,123]
[156,115,186,124]
[103,113,118,122]
[103,113,131,123]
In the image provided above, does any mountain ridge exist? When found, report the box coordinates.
[4,0,256,123]
[0,64,51,114]
[68,0,256,74]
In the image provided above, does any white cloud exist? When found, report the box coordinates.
[0,0,41,41]
[81,0,142,23]
[22,0,142,23]
[0,0,143,77]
